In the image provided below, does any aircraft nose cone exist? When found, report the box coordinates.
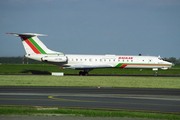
[168,62,173,68]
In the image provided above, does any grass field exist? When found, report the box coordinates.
[0,64,180,75]
[0,64,180,88]
[0,106,180,120]
[0,75,180,89]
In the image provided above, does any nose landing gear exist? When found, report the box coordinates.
[152,68,158,76]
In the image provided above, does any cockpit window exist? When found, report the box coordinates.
[158,57,165,61]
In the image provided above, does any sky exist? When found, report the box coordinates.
[0,0,180,58]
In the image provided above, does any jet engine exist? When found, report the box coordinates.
[41,56,67,62]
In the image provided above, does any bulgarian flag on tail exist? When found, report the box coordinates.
[7,33,64,55]
[21,36,46,54]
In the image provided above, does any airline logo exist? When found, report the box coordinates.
[118,57,133,59]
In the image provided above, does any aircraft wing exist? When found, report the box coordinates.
[65,64,113,70]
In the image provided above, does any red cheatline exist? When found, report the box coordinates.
[119,64,127,68]
[128,64,172,66]
[119,64,171,68]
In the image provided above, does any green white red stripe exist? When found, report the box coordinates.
[22,37,46,54]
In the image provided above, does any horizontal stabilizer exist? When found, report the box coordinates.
[7,32,64,55]
[7,33,47,37]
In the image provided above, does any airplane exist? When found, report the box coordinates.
[7,33,172,75]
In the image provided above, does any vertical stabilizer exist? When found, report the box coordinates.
[7,33,64,55]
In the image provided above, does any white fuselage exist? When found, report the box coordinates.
[26,54,172,70]
[66,54,171,69]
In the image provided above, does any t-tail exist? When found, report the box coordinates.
[7,33,67,63]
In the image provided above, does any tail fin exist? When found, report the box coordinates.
[7,33,64,55]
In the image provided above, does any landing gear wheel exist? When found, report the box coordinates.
[79,71,83,76]
[83,71,88,76]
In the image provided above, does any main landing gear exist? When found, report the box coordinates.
[79,69,92,76]
[79,71,88,76]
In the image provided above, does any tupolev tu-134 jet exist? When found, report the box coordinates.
[7,33,172,75]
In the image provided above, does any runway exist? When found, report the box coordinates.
[0,87,180,114]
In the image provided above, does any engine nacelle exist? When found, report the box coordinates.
[41,56,67,62]
[161,67,168,70]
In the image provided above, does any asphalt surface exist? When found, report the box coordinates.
[0,87,180,114]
